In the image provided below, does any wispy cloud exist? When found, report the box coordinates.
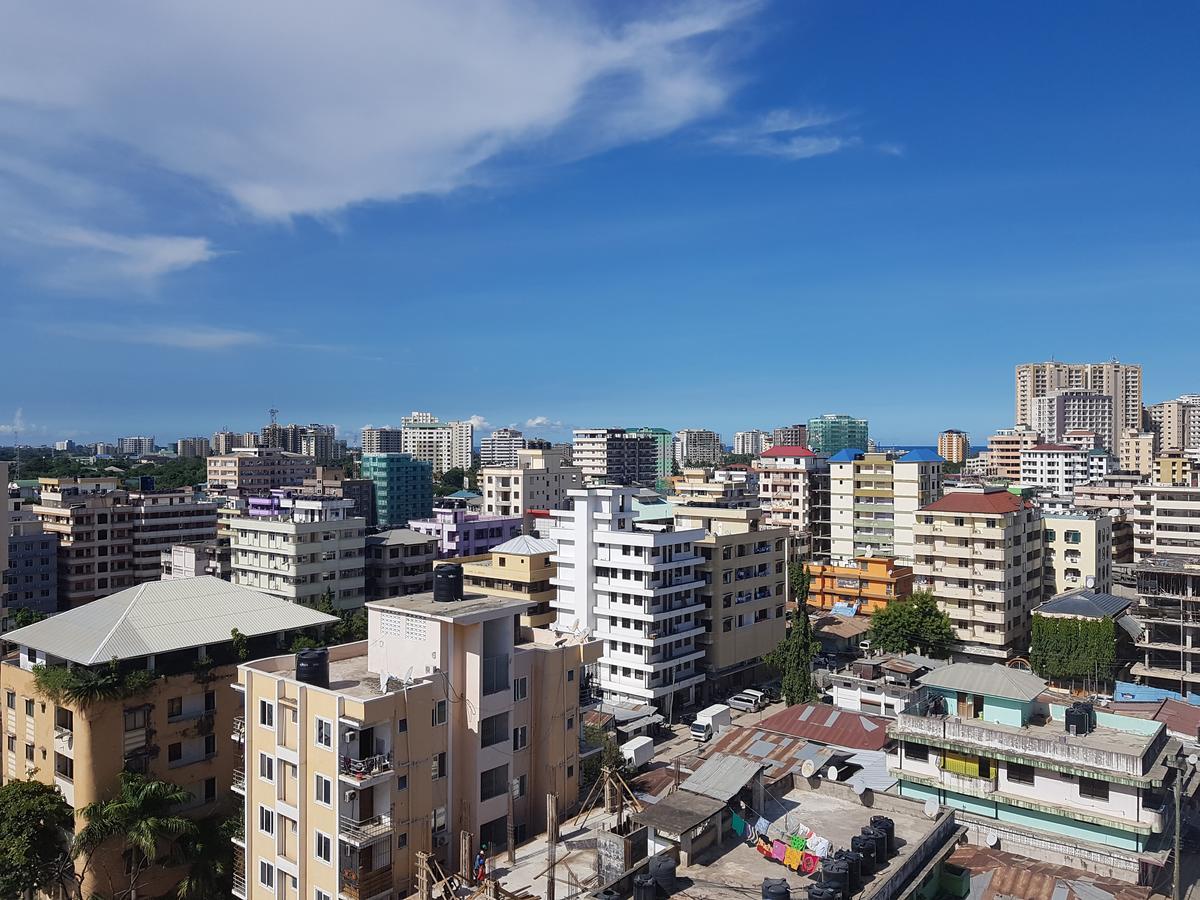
[44,323,263,351]
[710,107,859,160]
[525,416,564,429]
[467,415,492,431]
[39,226,218,286]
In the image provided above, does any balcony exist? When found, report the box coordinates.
[232,872,247,899]
[482,655,510,696]
[53,726,74,754]
[231,768,246,793]
[231,716,245,741]
[340,864,392,900]
[339,812,393,846]
[340,753,393,782]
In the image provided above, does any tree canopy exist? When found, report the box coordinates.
[765,563,819,705]
[1030,614,1117,686]
[868,590,955,658]
[0,779,74,899]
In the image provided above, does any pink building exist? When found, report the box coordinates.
[408,499,524,559]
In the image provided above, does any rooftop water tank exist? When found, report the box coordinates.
[295,647,329,689]
[434,564,464,602]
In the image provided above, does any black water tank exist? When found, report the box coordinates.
[861,826,888,863]
[835,849,863,892]
[761,878,790,900]
[822,858,849,896]
[434,564,464,602]
[295,648,329,688]
[870,815,896,854]
[808,884,841,900]
[597,891,620,900]
[851,834,877,873]
[632,873,656,900]
[649,854,677,893]
[1065,703,1094,736]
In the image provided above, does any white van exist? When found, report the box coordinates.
[727,690,767,713]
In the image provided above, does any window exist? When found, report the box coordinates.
[315,831,332,864]
[259,806,275,835]
[4,691,13,710]
[315,717,333,748]
[396,774,408,791]
[167,697,183,719]
[432,699,447,726]
[316,892,332,900]
[124,708,147,731]
[259,860,274,889]
[259,753,275,782]
[314,773,332,806]
[480,712,509,748]
[204,734,216,757]
[397,717,408,733]
[1007,762,1036,785]
[513,725,528,751]
[567,765,574,778]
[397,832,408,849]
[513,677,528,701]
[480,764,509,802]
[204,690,216,712]
[5,735,14,752]
[566,715,574,731]
[903,742,928,762]
[515,774,527,798]
[722,618,732,633]
[168,743,182,763]
[24,698,34,717]
[259,700,274,728]
[1079,776,1109,801]
[25,742,34,762]
[432,752,446,779]
[432,806,447,833]
[54,753,73,780]
[567,669,575,682]
[204,778,217,803]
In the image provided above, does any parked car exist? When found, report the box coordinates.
[727,689,768,713]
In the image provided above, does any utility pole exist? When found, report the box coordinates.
[507,788,517,866]
[546,793,559,900]
[1165,751,1197,900]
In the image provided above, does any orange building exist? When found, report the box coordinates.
[805,556,913,614]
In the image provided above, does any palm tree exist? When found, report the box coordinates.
[175,815,237,900]
[73,772,195,900]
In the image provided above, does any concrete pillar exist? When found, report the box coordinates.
[753,775,765,818]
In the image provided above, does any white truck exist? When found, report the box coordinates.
[620,736,654,770]
[690,704,733,742]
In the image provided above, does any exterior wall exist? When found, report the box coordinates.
[1042,512,1113,595]
[807,556,913,613]
[450,550,557,628]
[207,448,316,494]
[365,533,437,600]
[1119,429,1157,477]
[1132,484,1200,561]
[1154,451,1195,487]
[361,453,434,528]
[480,448,583,517]
[409,507,523,559]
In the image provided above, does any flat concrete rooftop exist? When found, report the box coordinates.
[368,590,531,621]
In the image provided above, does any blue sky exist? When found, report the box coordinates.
[3,1,1198,447]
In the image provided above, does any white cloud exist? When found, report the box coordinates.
[710,107,857,160]
[525,416,564,429]
[467,415,492,431]
[0,408,27,436]
[40,226,218,284]
[46,323,263,351]
[0,1,759,225]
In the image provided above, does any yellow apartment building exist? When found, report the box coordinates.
[434,535,557,628]
[806,556,914,614]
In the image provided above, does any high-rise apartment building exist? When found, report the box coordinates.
[807,415,869,456]
[625,427,674,484]
[1031,390,1116,450]
[300,430,337,463]
[937,430,970,464]
[233,587,599,898]
[32,478,133,608]
[480,448,583,517]
[207,447,316,494]
[230,496,366,609]
[913,488,1044,659]
[118,435,156,456]
[733,430,770,456]
[127,487,219,583]
[670,501,788,700]
[360,453,433,528]
[1132,484,1200,562]
[771,424,807,448]
[1118,428,1157,476]
[550,487,706,713]
[1145,394,1200,451]
[985,426,1041,481]
[361,426,404,454]
[398,412,473,474]
[752,446,830,559]
[1155,449,1195,487]
[672,429,722,467]
[1041,510,1113,595]
[478,427,525,467]
[364,529,437,599]
[301,467,377,527]
[1015,360,1142,444]
[1019,444,1112,495]
[0,577,335,900]
[829,449,943,565]
[176,436,211,458]
[4,501,58,623]
[571,428,660,486]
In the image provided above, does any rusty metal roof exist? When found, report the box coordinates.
[756,702,892,751]
[947,846,1152,900]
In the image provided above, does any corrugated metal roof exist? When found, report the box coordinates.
[842,750,897,793]
[919,663,1046,702]
[6,576,339,665]
[1037,589,1131,620]
[679,753,764,802]
[633,790,725,833]
[366,528,435,546]
[756,702,892,751]
[488,535,557,555]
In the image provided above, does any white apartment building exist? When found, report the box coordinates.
[570,428,659,486]
[913,488,1044,660]
[1020,444,1112,496]
[1041,510,1113,595]
[400,413,473,474]
[118,436,156,456]
[752,446,830,558]
[733,430,770,456]
[480,448,583,517]
[479,428,526,467]
[550,487,707,714]
[1031,390,1116,450]
[1015,360,1142,442]
[175,437,211,458]
[1146,395,1200,451]
[127,488,219,583]
[673,429,722,467]
[361,427,404,454]
[230,496,366,609]
[829,449,944,566]
[1132,483,1200,561]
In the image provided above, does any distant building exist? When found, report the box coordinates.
[364,528,437,599]
[409,499,523,559]
[571,428,660,486]
[118,435,156,456]
[753,446,830,558]
[400,411,473,474]
[1154,449,1195,486]
[807,414,869,456]
[127,487,219,583]
[175,436,211,458]
[986,426,1041,481]
[1015,360,1142,446]
[1041,510,1113,595]
[479,427,526,467]
[733,429,770,456]
[1132,483,1200,561]
[770,423,807,448]
[4,501,58,622]
[1031,389,1116,450]
[937,430,970,464]
[1020,444,1111,495]
[54,440,75,452]
[206,446,316,494]
[1145,394,1200,450]
[624,426,674,484]
[301,466,377,527]
[480,448,582,517]
[670,467,758,509]
[806,556,913,614]
[672,428,722,467]
[160,540,229,580]
[361,426,404,454]
[1118,428,1157,476]
[299,429,336,463]
[360,452,433,528]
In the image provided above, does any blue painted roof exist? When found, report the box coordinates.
[828,448,866,462]
[447,490,481,499]
[898,448,945,463]
[1114,680,1200,705]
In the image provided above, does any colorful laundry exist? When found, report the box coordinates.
[754,816,770,835]
[771,840,787,861]
[731,813,746,837]
[783,847,803,870]
[788,834,805,851]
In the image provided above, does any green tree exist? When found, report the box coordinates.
[765,563,819,705]
[435,467,466,496]
[33,659,157,708]
[1030,614,1117,686]
[0,779,74,898]
[230,628,249,661]
[175,815,238,900]
[10,607,48,629]
[869,590,954,657]
[308,588,367,644]
[73,773,195,900]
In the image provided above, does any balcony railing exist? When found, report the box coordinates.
[232,768,246,793]
[339,812,393,845]
[232,872,246,898]
[340,753,393,780]
[231,716,245,741]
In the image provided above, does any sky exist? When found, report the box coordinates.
[2,1,1198,447]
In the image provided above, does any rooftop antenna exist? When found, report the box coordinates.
[268,407,279,425]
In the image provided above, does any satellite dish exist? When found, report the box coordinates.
[1189,754,1199,768]
[923,799,938,819]
[826,765,840,782]
[1085,576,1096,589]
[801,760,817,779]
[853,782,866,796]
[985,832,999,848]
